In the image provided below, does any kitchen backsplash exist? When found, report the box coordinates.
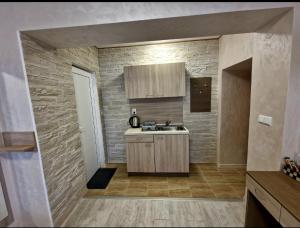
[129,97,183,124]
[99,39,219,163]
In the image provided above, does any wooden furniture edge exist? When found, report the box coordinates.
[0,132,37,153]
[246,171,300,223]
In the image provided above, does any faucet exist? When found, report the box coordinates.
[165,120,171,126]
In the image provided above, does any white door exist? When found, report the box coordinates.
[73,67,100,182]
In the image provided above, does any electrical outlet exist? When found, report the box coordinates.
[131,108,136,115]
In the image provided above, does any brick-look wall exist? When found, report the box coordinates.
[99,39,219,163]
[21,35,101,226]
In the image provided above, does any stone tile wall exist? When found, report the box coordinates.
[21,35,101,226]
[99,40,219,163]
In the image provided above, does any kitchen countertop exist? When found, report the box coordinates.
[124,127,189,135]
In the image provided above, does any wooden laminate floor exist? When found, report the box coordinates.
[85,163,246,199]
[63,197,246,227]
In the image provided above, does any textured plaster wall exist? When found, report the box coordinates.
[282,9,300,161]
[219,69,251,165]
[248,11,293,171]
[217,33,254,166]
[218,11,293,170]
[99,39,219,163]
[21,35,100,226]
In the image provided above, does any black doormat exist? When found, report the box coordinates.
[87,168,117,189]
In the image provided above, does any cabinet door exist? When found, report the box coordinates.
[154,135,189,173]
[124,65,152,98]
[124,63,185,99]
[154,63,185,98]
[127,143,155,172]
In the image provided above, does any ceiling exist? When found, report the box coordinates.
[23,7,291,49]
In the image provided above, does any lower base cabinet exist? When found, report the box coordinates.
[126,134,189,173]
[154,135,189,173]
[126,142,155,173]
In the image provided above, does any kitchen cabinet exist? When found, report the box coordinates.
[154,135,189,173]
[126,142,155,173]
[124,62,185,99]
[125,132,189,174]
[126,135,155,173]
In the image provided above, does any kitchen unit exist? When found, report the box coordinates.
[124,62,185,99]
[125,127,189,174]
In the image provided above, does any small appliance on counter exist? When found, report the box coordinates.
[141,121,156,131]
[129,114,140,128]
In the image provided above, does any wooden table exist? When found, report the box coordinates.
[245,171,300,227]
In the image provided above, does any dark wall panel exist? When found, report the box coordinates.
[190,77,212,112]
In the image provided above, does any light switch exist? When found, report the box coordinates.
[258,114,272,126]
[131,108,136,115]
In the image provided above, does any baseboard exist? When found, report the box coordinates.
[217,163,247,169]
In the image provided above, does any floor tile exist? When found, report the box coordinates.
[168,183,190,190]
[191,189,215,198]
[186,176,206,184]
[147,189,169,197]
[202,171,223,177]
[84,189,106,197]
[146,177,168,183]
[104,190,127,196]
[106,183,128,191]
[85,163,246,199]
[125,188,148,197]
[128,182,148,190]
[189,183,211,190]
[214,192,241,199]
[147,182,169,189]
[169,189,192,197]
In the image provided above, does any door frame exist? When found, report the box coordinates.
[0,162,13,227]
[72,66,105,166]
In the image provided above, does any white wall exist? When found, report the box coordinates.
[0,182,8,222]
[282,9,300,161]
[0,2,299,226]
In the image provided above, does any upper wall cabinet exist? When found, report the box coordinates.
[124,62,185,99]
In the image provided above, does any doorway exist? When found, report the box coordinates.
[219,58,252,167]
[72,66,105,182]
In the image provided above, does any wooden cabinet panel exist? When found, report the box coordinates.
[154,134,189,173]
[124,65,151,99]
[125,135,153,143]
[126,143,155,173]
[124,62,185,99]
[280,207,300,227]
[153,63,185,97]
[246,175,281,221]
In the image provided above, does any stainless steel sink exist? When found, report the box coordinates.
[155,125,185,131]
